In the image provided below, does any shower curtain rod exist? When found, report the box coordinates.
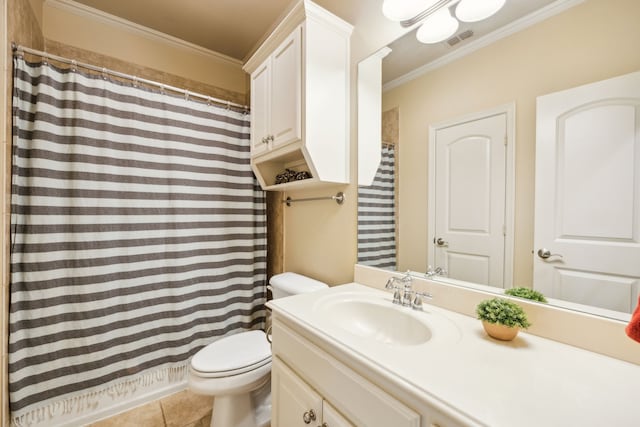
[11,43,249,111]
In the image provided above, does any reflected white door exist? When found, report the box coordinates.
[534,71,640,313]
[433,113,507,288]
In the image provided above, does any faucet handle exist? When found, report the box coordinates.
[412,291,433,311]
[392,287,402,305]
[384,277,394,290]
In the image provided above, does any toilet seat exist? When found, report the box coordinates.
[191,330,271,378]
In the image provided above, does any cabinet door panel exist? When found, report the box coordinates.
[272,356,322,427]
[323,401,355,427]
[250,59,270,156]
[270,26,301,148]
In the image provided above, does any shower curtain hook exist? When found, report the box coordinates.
[226,101,230,111]
[185,91,189,101]
[132,76,138,87]
[71,60,77,72]
[101,67,107,80]
[207,97,212,106]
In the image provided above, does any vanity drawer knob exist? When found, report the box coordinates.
[303,409,316,424]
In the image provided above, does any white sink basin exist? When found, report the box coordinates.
[310,286,461,347]
[324,299,432,345]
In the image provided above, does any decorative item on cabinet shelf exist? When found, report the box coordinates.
[275,168,312,184]
[476,297,531,341]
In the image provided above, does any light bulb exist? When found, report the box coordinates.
[382,0,440,22]
[416,8,459,44]
[455,0,506,22]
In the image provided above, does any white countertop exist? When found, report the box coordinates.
[269,283,639,427]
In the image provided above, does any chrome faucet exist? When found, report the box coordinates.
[385,271,432,310]
[425,265,448,278]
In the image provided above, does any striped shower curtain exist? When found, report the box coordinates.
[357,144,396,269]
[9,56,266,424]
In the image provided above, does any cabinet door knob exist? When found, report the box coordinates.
[303,409,316,424]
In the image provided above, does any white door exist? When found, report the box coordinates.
[534,71,640,314]
[433,113,507,288]
[270,26,301,149]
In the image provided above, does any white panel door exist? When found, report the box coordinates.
[270,26,301,149]
[250,59,270,156]
[434,114,507,288]
[534,71,640,313]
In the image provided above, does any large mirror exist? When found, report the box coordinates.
[357,0,640,320]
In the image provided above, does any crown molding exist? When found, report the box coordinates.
[44,0,243,67]
[383,0,586,92]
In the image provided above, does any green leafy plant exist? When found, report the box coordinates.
[476,298,531,329]
[504,287,548,303]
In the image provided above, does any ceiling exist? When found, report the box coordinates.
[71,0,567,76]
[383,0,560,84]
[71,0,295,61]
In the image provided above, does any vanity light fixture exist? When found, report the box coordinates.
[382,0,507,44]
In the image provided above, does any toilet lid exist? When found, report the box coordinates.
[191,330,271,377]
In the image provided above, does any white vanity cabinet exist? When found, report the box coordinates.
[271,317,422,427]
[272,356,354,427]
[243,0,352,190]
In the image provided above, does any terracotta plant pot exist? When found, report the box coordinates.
[482,321,519,341]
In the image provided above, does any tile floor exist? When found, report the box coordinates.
[88,390,213,427]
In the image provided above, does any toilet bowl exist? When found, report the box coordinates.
[188,272,328,427]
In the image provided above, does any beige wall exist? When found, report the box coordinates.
[42,0,247,98]
[279,0,413,286]
[383,0,640,286]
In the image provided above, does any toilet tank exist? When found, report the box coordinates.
[269,272,328,299]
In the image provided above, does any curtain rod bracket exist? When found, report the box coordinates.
[283,192,345,207]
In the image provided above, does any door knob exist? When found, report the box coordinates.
[537,248,563,259]
[303,409,316,424]
[435,237,448,247]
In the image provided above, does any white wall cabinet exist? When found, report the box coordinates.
[243,0,353,190]
[250,28,301,157]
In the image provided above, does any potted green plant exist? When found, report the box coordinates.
[504,287,547,303]
[476,297,531,341]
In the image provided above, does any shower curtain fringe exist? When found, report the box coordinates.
[11,42,249,113]
[11,364,190,427]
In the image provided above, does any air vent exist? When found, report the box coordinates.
[446,36,460,46]
[459,29,474,40]
[446,29,474,47]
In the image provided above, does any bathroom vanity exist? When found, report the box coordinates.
[268,282,638,427]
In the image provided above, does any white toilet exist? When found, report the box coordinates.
[188,272,328,427]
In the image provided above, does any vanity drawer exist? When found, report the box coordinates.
[272,320,420,427]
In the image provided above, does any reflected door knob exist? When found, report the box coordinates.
[435,237,448,247]
[537,248,563,259]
